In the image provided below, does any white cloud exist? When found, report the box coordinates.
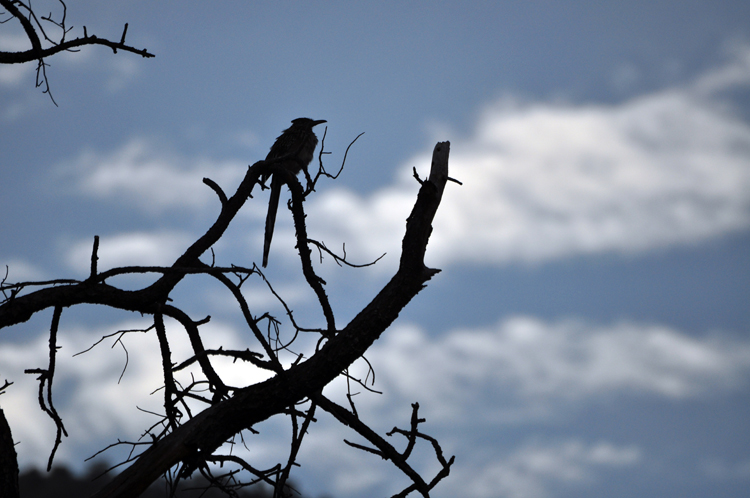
[0,258,46,282]
[290,315,750,498]
[297,426,641,498]
[0,34,35,88]
[0,322,168,469]
[0,62,33,88]
[307,46,750,267]
[0,23,145,89]
[0,317,267,471]
[297,429,394,496]
[2,314,745,493]
[0,30,141,117]
[362,317,750,421]
[0,34,42,119]
[53,47,750,268]
[692,40,750,95]
[447,439,641,498]
[0,33,30,52]
[64,230,194,273]
[54,138,247,214]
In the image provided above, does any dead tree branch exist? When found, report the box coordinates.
[0,140,453,498]
[0,0,154,103]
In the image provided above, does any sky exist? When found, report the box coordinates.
[1,1,750,497]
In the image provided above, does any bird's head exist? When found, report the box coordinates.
[291,117,327,128]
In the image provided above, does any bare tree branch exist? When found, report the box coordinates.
[1,138,453,497]
[0,408,19,498]
[0,0,154,104]
[22,305,68,471]
[0,0,154,63]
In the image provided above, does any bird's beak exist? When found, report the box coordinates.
[313,119,327,127]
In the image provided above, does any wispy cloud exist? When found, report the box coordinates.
[294,315,750,497]
[0,61,33,88]
[2,313,746,490]
[0,318,264,470]
[54,47,750,268]
[0,34,34,88]
[0,34,42,120]
[0,258,46,282]
[360,317,750,422]
[447,439,641,498]
[64,230,194,273]
[55,139,247,214]
[308,46,750,266]
[0,30,144,117]
[297,429,641,498]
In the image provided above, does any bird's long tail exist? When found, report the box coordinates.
[262,176,282,267]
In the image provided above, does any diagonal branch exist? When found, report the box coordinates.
[0,164,266,328]
[90,141,451,498]
[314,394,430,497]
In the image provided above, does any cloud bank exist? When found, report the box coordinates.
[65,231,194,273]
[309,47,750,266]
[2,312,747,494]
[55,139,247,215]
[300,317,750,497]
[55,47,750,269]
[446,439,641,498]
[352,317,750,428]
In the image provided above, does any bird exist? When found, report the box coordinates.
[261,118,327,267]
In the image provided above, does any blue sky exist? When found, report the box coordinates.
[2,2,750,497]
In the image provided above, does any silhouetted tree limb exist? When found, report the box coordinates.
[0,0,154,103]
[88,142,451,497]
[0,406,19,498]
[0,140,454,498]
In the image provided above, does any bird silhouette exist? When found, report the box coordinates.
[261,118,326,267]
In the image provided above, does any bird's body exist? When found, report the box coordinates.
[262,118,326,267]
